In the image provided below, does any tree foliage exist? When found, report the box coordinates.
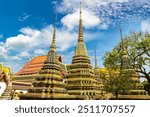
[142,81,150,95]
[104,70,132,99]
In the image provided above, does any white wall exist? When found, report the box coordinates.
[0,82,7,96]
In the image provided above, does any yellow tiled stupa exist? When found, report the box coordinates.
[65,3,102,100]
[19,22,76,100]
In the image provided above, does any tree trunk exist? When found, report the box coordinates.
[147,78,150,95]
[115,91,119,100]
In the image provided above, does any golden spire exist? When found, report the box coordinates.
[78,2,84,42]
[74,2,88,56]
[95,46,98,68]
[46,16,57,63]
[80,2,82,20]
[50,16,57,50]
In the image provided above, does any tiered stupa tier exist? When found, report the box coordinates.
[19,23,75,100]
[66,3,101,100]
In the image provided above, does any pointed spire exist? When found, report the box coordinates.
[119,24,123,49]
[45,15,57,64]
[74,2,88,56]
[78,2,84,42]
[119,24,131,70]
[119,24,127,55]
[95,47,98,68]
[50,15,57,50]
[80,2,82,20]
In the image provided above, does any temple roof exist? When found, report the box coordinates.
[15,55,64,76]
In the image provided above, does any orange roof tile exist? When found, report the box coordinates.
[16,55,46,75]
[15,55,67,76]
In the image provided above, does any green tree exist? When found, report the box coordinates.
[103,32,150,88]
[142,81,150,94]
[128,32,150,83]
[104,70,132,100]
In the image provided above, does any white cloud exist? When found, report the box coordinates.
[19,51,30,58]
[52,0,57,5]
[98,23,109,30]
[61,9,101,30]
[111,0,128,2]
[57,0,131,13]
[11,56,22,61]
[141,20,150,32]
[0,42,7,58]
[20,27,39,36]
[0,34,3,39]
[57,0,149,28]
[4,25,75,54]
[5,27,41,51]
[34,49,47,55]
[57,0,129,13]
[58,0,127,30]
[18,13,31,22]
[6,34,33,50]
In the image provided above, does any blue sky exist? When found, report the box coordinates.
[0,0,150,73]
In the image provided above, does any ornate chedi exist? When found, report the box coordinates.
[65,3,101,100]
[19,23,75,100]
[119,27,147,98]
[0,64,13,100]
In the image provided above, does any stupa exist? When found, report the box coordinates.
[19,22,76,100]
[65,3,102,100]
[118,26,149,99]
